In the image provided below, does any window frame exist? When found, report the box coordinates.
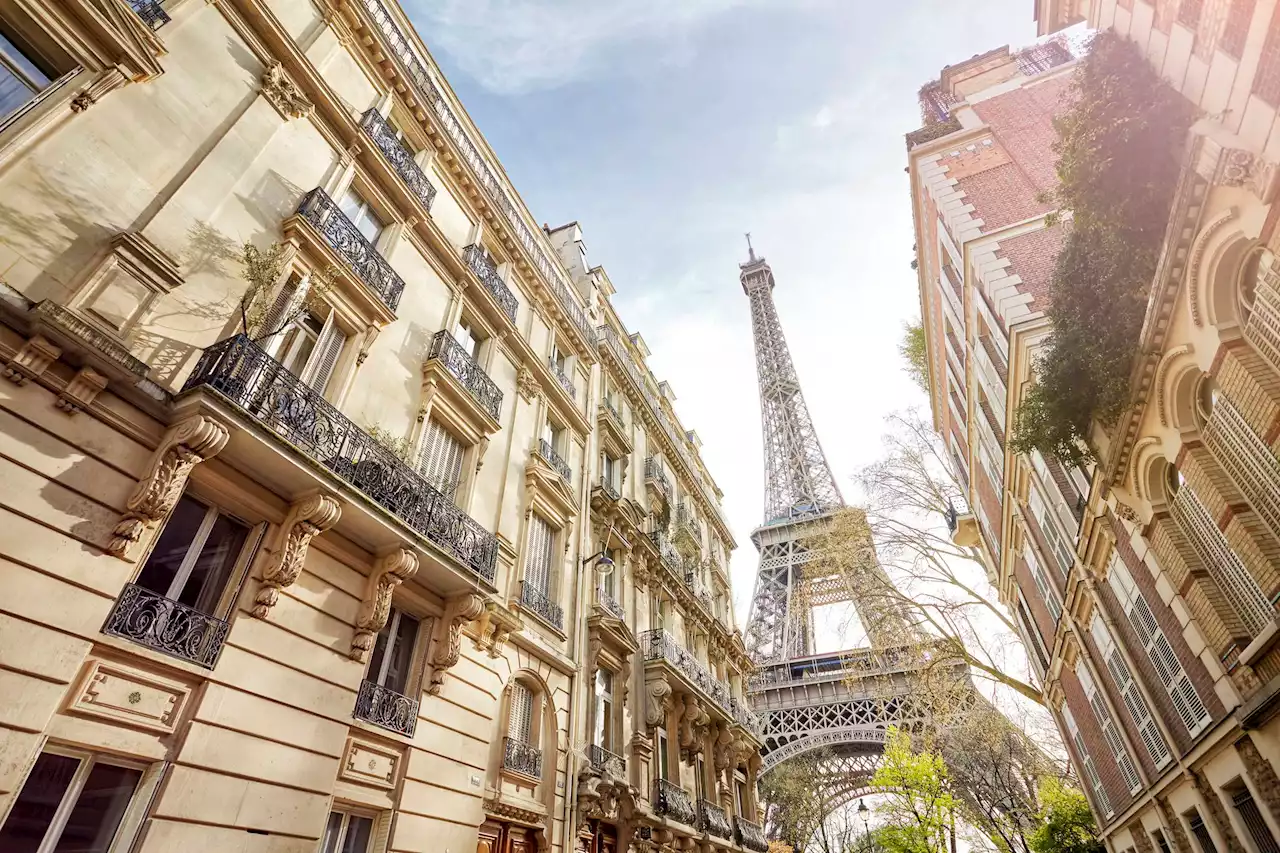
[364,603,426,700]
[321,804,382,853]
[338,184,389,247]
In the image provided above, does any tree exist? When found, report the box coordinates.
[900,320,929,393]
[1029,781,1103,853]
[871,728,955,853]
[760,748,841,852]
[236,241,336,342]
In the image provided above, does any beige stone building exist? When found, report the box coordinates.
[0,1,765,852]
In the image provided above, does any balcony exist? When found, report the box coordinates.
[595,475,621,503]
[649,531,681,575]
[296,187,405,314]
[183,335,499,582]
[548,356,575,400]
[644,456,670,507]
[503,737,543,779]
[673,502,702,554]
[684,570,715,615]
[641,630,759,733]
[537,438,572,483]
[734,816,769,853]
[102,583,229,669]
[353,678,418,736]
[595,586,625,621]
[360,109,436,214]
[653,779,697,826]
[520,581,564,632]
[129,0,169,28]
[426,330,502,420]
[945,499,979,548]
[588,743,626,779]
[462,244,519,325]
[697,799,732,840]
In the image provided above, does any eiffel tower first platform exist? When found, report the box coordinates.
[738,242,939,806]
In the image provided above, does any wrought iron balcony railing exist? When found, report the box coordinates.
[184,335,499,581]
[353,678,418,736]
[537,438,572,483]
[548,356,575,399]
[674,503,703,544]
[602,398,624,427]
[649,531,681,574]
[296,187,405,313]
[360,108,437,213]
[653,779,697,826]
[356,0,594,348]
[503,737,543,778]
[462,244,519,324]
[596,475,620,502]
[640,630,760,732]
[587,743,626,778]
[130,0,169,28]
[697,799,732,839]
[520,581,564,631]
[734,816,770,853]
[426,330,502,420]
[102,583,229,669]
[644,456,670,498]
[596,586,625,621]
[684,570,715,615]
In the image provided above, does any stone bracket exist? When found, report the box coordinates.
[426,592,485,694]
[2,334,61,385]
[350,547,418,661]
[252,491,343,619]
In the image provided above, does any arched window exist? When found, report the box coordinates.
[502,677,545,780]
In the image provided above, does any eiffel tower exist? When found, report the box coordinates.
[739,241,943,809]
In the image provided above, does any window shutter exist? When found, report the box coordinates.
[523,516,553,595]
[1078,665,1141,793]
[259,275,310,344]
[1024,544,1062,621]
[1062,704,1113,817]
[417,420,465,500]
[509,682,533,743]
[302,313,346,393]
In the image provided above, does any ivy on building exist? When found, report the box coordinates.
[1010,31,1194,466]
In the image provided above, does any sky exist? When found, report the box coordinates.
[404,0,1039,631]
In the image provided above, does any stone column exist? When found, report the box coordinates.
[1192,768,1248,853]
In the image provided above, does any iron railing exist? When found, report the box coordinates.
[734,816,770,853]
[130,0,169,28]
[587,743,626,778]
[360,108,437,212]
[653,779,697,826]
[596,475,620,502]
[355,0,594,348]
[537,438,571,483]
[503,737,543,778]
[102,583,229,669]
[183,335,499,581]
[674,502,703,544]
[698,799,732,839]
[548,356,575,399]
[296,187,405,313]
[649,531,681,574]
[462,244,519,324]
[644,456,670,499]
[521,581,564,631]
[602,398,624,426]
[596,586,625,621]
[684,570,715,615]
[426,330,502,419]
[640,630,760,732]
[353,678,418,736]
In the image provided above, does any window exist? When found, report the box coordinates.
[1077,664,1141,794]
[417,418,464,501]
[593,669,614,750]
[1061,704,1112,817]
[0,21,57,128]
[652,596,667,633]
[1153,830,1172,853]
[321,809,376,853]
[600,550,618,598]
[696,756,707,800]
[1090,612,1171,769]
[366,606,419,697]
[509,681,534,744]
[1108,554,1212,738]
[523,515,555,597]
[1231,785,1280,853]
[136,493,250,614]
[1029,481,1075,574]
[736,780,747,817]
[603,453,619,490]
[0,749,145,852]
[339,188,386,245]
[656,728,670,781]
[1188,809,1219,853]
[543,421,565,455]
[1023,542,1063,622]
[454,317,483,360]
[262,276,348,394]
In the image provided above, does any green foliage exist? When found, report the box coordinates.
[1011,31,1195,466]
[1029,781,1104,853]
[871,728,956,853]
[900,320,930,393]
[366,425,414,462]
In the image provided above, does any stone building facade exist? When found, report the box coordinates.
[0,1,764,852]
[913,6,1280,853]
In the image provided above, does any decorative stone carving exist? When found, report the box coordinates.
[1236,734,1280,830]
[70,69,127,113]
[1214,147,1280,203]
[644,674,672,728]
[678,695,710,758]
[68,659,188,733]
[350,548,418,660]
[261,61,314,120]
[339,737,402,789]
[473,599,523,658]
[516,365,543,403]
[55,367,108,414]
[713,723,735,772]
[1191,769,1247,853]
[1156,796,1194,853]
[576,767,638,826]
[252,492,343,618]
[107,414,230,558]
[2,335,60,385]
[1112,501,1139,524]
[427,593,485,694]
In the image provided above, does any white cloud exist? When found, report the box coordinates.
[405,0,779,93]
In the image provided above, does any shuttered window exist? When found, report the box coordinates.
[417,419,465,501]
[508,682,533,744]
[1024,542,1062,622]
[1029,481,1075,574]
[1187,809,1218,853]
[1076,663,1142,793]
[1108,554,1211,738]
[1062,704,1113,818]
[1232,787,1280,853]
[260,274,308,341]
[300,313,347,394]
[1090,612,1170,770]
[523,515,554,596]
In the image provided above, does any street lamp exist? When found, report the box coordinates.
[581,550,615,575]
[857,799,871,852]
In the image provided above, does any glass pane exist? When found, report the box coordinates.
[180,510,249,614]
[339,189,365,222]
[0,752,81,852]
[52,761,142,853]
[354,208,384,245]
[601,698,613,751]
[320,812,344,853]
[341,816,374,853]
[382,612,419,694]
[136,496,207,597]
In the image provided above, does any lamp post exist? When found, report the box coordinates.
[857,799,871,853]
